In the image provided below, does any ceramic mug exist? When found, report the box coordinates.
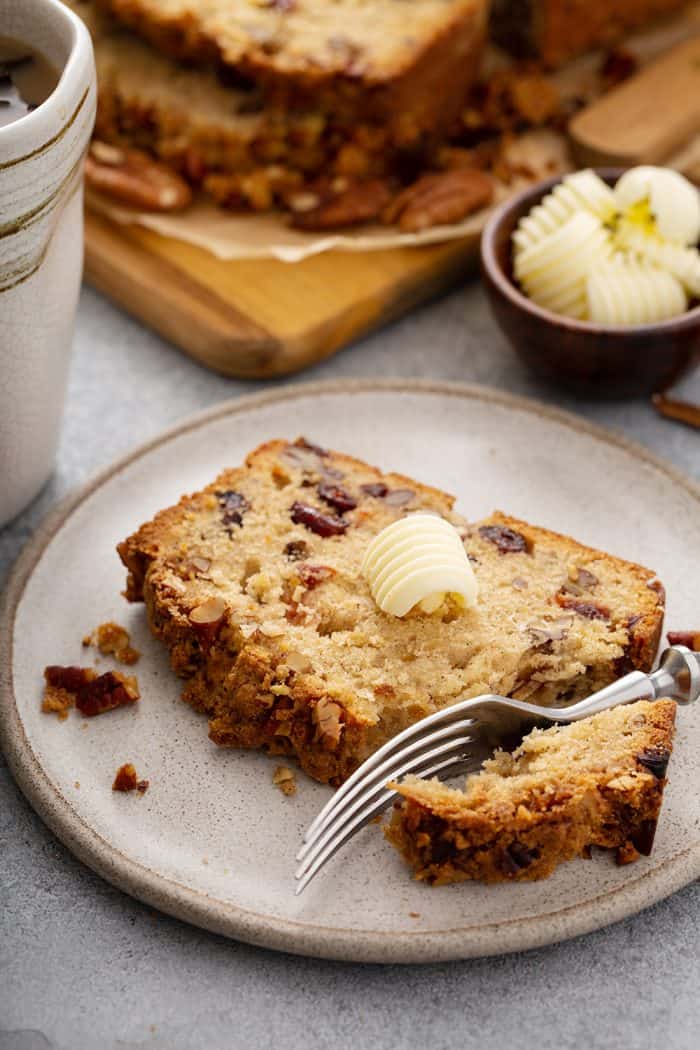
[0,0,95,527]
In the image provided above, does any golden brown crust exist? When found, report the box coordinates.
[117,439,665,786]
[386,699,677,883]
[95,0,488,143]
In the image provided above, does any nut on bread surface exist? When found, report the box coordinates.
[386,699,677,882]
[118,439,664,786]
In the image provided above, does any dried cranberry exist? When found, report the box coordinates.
[298,564,336,589]
[317,482,357,513]
[361,482,389,498]
[636,747,671,780]
[76,671,139,717]
[290,502,348,537]
[501,842,539,874]
[479,524,530,554]
[284,539,309,561]
[555,593,610,621]
[215,489,248,527]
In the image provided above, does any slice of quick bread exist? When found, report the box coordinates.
[117,439,665,786]
[386,698,677,882]
[95,0,488,144]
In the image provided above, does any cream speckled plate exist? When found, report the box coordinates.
[2,380,699,964]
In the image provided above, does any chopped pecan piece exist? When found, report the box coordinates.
[616,841,641,866]
[479,524,530,554]
[313,697,343,749]
[290,502,348,537]
[76,671,140,717]
[113,763,138,792]
[555,593,610,621]
[667,630,700,651]
[298,564,336,590]
[291,178,392,230]
[383,169,494,233]
[272,765,297,797]
[85,141,192,212]
[83,621,140,665]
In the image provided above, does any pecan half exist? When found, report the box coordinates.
[85,141,192,212]
[383,169,494,233]
[291,178,392,230]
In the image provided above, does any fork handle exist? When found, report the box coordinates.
[554,646,700,722]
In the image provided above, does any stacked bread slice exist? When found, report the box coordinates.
[68,0,489,212]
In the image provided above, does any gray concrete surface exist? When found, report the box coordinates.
[1,282,699,1050]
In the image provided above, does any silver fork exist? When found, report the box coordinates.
[295,645,700,894]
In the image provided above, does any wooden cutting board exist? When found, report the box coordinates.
[83,29,700,380]
[84,211,480,379]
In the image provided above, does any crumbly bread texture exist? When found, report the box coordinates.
[95,0,488,144]
[386,698,677,882]
[490,0,687,68]
[117,439,664,786]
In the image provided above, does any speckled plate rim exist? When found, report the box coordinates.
[2,378,699,965]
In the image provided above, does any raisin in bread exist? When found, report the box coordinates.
[386,698,676,882]
[118,439,665,786]
[95,0,488,145]
[490,0,686,68]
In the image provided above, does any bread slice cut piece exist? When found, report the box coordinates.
[117,438,665,786]
[95,0,488,145]
[67,0,356,208]
[386,698,677,882]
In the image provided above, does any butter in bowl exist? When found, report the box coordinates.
[481,166,700,398]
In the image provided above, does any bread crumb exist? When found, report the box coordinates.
[42,665,139,719]
[112,763,149,793]
[83,621,140,665]
[42,686,75,720]
[273,765,297,796]
[409,912,421,918]
[74,781,81,789]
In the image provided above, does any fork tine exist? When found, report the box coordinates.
[296,717,475,864]
[296,732,474,877]
[301,697,491,846]
[295,750,484,895]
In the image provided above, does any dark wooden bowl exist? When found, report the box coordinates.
[480,170,700,398]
